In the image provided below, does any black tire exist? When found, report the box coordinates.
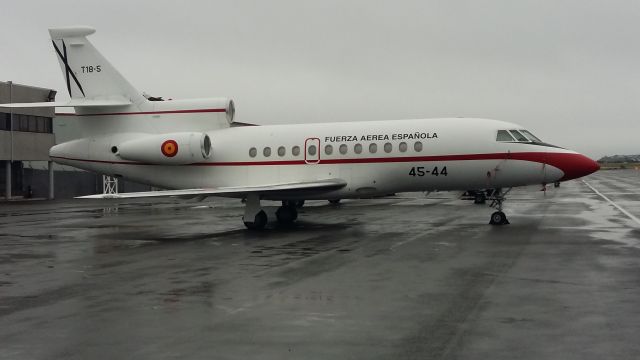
[489,211,509,225]
[244,210,267,230]
[276,206,297,225]
[554,181,560,188]
[474,193,486,204]
[328,199,341,204]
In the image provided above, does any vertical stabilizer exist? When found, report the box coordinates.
[48,26,146,106]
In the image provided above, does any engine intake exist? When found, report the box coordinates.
[117,132,211,165]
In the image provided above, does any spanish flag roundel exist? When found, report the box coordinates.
[161,140,179,157]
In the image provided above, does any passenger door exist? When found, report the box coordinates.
[304,138,320,164]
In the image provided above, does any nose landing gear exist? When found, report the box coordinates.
[490,211,509,225]
[489,188,511,225]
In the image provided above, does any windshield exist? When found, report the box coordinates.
[496,129,544,143]
[520,130,542,142]
[509,130,529,142]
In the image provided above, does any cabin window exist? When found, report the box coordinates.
[277,146,286,157]
[263,147,272,157]
[369,143,378,153]
[399,142,408,152]
[521,130,542,142]
[384,142,392,153]
[308,145,317,156]
[496,130,515,142]
[509,130,529,142]
[339,144,348,155]
[414,141,423,152]
[354,143,363,154]
[249,147,257,157]
[292,146,300,156]
[325,144,333,155]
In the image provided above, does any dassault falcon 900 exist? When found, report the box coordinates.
[1,27,600,229]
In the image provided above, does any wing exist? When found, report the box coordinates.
[0,97,132,108]
[77,178,347,199]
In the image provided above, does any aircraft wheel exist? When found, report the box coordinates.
[244,210,267,230]
[328,199,341,204]
[276,205,297,225]
[554,181,561,188]
[489,211,509,225]
[474,193,486,204]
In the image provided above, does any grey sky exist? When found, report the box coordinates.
[2,0,639,158]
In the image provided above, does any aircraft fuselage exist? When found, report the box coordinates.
[50,116,597,199]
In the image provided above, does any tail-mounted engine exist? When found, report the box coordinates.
[116,132,211,165]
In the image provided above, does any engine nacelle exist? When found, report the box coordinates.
[116,132,211,165]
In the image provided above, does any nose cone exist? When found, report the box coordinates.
[546,152,600,181]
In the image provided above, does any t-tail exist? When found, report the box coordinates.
[49,26,146,107]
[0,26,235,136]
[0,26,234,177]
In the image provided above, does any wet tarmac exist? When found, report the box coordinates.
[1,170,639,360]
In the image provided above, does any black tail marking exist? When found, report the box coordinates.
[52,40,86,97]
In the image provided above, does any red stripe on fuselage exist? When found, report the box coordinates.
[51,151,599,181]
[51,152,554,166]
[54,108,227,117]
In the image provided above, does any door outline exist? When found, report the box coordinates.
[304,138,320,164]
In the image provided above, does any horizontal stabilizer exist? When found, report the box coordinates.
[77,178,347,199]
[0,97,132,108]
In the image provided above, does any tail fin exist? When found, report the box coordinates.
[49,26,145,106]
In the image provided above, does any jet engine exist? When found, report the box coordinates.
[116,132,212,165]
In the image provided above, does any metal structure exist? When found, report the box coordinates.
[102,175,118,195]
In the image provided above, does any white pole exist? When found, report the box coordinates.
[48,161,54,200]
[8,81,12,162]
[4,161,10,200]
[7,81,12,200]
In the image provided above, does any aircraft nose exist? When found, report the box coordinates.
[546,152,600,181]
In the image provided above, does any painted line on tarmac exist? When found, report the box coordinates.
[583,180,640,227]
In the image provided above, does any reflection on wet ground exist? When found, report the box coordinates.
[0,170,639,359]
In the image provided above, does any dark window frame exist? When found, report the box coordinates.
[496,130,515,142]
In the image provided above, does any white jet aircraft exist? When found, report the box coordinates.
[1,27,600,229]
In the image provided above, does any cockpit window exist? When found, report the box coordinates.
[496,130,515,141]
[521,130,542,142]
[509,130,529,142]
[497,129,545,143]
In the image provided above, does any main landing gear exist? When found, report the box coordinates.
[243,194,268,230]
[489,188,511,225]
[474,191,487,205]
[242,195,300,230]
[462,190,490,204]
[275,201,298,226]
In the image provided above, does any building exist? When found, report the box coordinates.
[1,81,154,200]
[0,81,56,200]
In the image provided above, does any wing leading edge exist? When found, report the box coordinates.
[77,178,347,199]
[0,97,132,108]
